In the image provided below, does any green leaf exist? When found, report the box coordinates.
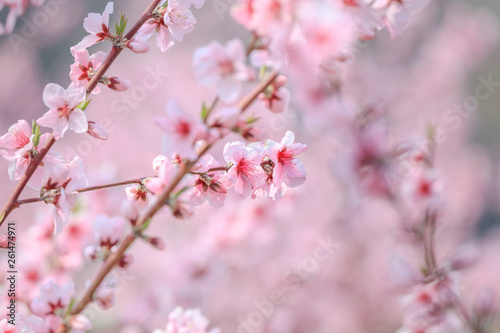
[115,12,128,38]
[246,115,260,124]
[0,212,5,224]
[32,120,41,147]
[201,102,209,121]
[77,99,91,111]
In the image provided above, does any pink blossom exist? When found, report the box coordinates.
[0,318,17,333]
[125,184,148,203]
[258,75,290,114]
[146,159,193,197]
[376,0,430,38]
[31,280,75,316]
[193,39,252,103]
[265,131,307,188]
[190,154,231,208]
[69,47,107,94]
[93,215,125,248]
[37,83,88,140]
[0,119,34,161]
[154,99,206,160]
[137,0,198,52]
[155,307,219,333]
[152,155,168,173]
[224,141,265,199]
[75,2,114,50]
[296,1,356,64]
[40,157,88,234]
[403,169,444,211]
[6,133,64,189]
[231,0,293,35]
[22,315,64,333]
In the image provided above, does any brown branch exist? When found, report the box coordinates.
[68,69,279,319]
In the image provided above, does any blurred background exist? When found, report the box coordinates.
[0,0,500,332]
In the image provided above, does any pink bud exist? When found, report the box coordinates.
[170,200,194,219]
[118,253,133,268]
[127,36,150,54]
[84,245,100,261]
[69,315,92,331]
[449,248,478,271]
[121,200,139,225]
[0,234,8,248]
[148,236,165,250]
[87,121,109,140]
[96,288,115,310]
[107,77,130,92]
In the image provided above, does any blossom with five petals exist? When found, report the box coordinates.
[37,83,88,140]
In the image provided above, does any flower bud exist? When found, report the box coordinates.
[69,315,92,331]
[87,121,109,140]
[127,37,150,54]
[84,245,100,261]
[449,247,478,271]
[147,236,165,250]
[118,253,133,269]
[107,77,130,92]
[121,200,139,225]
[0,234,8,248]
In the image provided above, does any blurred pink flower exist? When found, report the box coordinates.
[154,99,206,160]
[93,215,125,248]
[258,75,290,114]
[31,280,75,317]
[0,318,17,333]
[76,2,114,50]
[37,83,87,140]
[154,307,219,333]
[193,39,251,103]
[376,0,430,38]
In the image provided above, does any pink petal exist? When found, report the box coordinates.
[68,110,89,134]
[42,83,66,109]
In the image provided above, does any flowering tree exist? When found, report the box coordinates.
[0,0,499,332]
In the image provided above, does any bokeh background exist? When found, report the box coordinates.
[1,0,500,332]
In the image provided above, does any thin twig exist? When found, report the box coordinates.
[15,177,148,207]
